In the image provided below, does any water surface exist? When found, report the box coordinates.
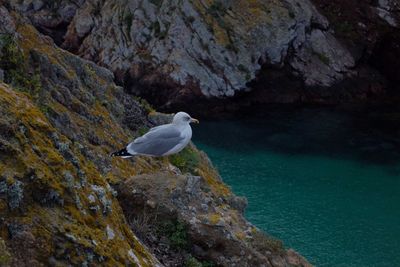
[192,107,400,267]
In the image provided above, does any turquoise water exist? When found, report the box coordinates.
[192,108,400,267]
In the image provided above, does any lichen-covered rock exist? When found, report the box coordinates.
[0,7,160,266]
[4,179,24,210]
[118,145,311,267]
[9,0,355,105]
[0,237,11,266]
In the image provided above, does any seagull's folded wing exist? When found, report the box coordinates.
[127,124,185,156]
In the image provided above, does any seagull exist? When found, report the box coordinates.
[111,112,199,158]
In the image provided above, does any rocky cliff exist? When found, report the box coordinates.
[0,5,311,267]
[7,0,399,114]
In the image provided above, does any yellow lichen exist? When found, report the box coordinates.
[196,153,231,197]
[209,213,222,225]
[235,231,246,240]
[0,80,158,265]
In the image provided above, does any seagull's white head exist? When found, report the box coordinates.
[172,112,199,125]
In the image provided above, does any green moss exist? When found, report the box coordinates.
[238,64,251,80]
[313,51,330,66]
[187,16,195,24]
[124,12,133,34]
[157,30,168,40]
[150,21,169,40]
[225,43,238,53]
[0,238,11,265]
[238,64,248,73]
[186,257,203,267]
[208,2,227,18]
[92,2,102,16]
[251,230,284,253]
[133,96,154,113]
[335,21,354,36]
[157,219,188,250]
[169,147,200,173]
[84,64,96,78]
[151,21,161,36]
[0,34,42,96]
[149,0,163,8]
[200,261,215,267]
[136,48,153,61]
[0,34,24,69]
[186,256,215,267]
[137,126,150,136]
[196,152,231,197]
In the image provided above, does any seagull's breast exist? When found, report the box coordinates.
[163,124,192,156]
[181,124,192,141]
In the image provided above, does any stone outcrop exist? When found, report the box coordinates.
[0,5,311,267]
[118,148,311,267]
[9,0,359,109]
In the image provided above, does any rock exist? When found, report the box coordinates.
[91,185,113,214]
[7,223,24,238]
[286,249,312,267]
[42,189,64,207]
[228,195,248,214]
[201,203,208,212]
[0,6,16,34]
[32,0,44,11]
[118,160,311,267]
[146,199,157,209]
[62,170,74,189]
[290,29,355,87]
[375,0,399,27]
[0,180,7,195]
[106,225,115,240]
[87,194,96,203]
[148,111,174,125]
[74,8,94,38]
[185,175,201,195]
[65,233,77,242]
[10,0,357,108]
[0,7,161,266]
[7,179,24,210]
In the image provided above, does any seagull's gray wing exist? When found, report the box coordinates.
[127,124,184,156]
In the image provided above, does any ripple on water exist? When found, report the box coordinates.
[193,108,400,267]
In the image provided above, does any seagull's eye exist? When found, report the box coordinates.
[186,116,191,121]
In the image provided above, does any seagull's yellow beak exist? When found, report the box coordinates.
[190,118,199,124]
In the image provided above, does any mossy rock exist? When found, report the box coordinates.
[0,238,11,266]
[157,219,189,250]
[169,146,200,174]
[0,34,42,96]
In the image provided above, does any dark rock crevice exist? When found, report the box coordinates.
[369,29,400,87]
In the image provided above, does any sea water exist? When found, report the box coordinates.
[192,108,400,267]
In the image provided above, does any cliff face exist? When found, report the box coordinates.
[0,7,160,266]
[8,0,400,114]
[312,0,400,85]
[8,0,364,110]
[0,6,311,267]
